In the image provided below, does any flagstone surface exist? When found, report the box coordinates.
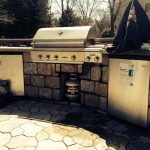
[0,98,150,150]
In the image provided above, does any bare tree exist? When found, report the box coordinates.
[108,0,122,36]
[75,0,100,20]
[53,0,80,26]
[96,11,111,37]
[49,0,53,15]
[53,0,123,29]
[102,0,125,36]
[66,0,77,10]
[54,0,77,16]
[53,0,108,25]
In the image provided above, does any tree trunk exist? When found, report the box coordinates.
[110,15,115,36]
[61,0,64,18]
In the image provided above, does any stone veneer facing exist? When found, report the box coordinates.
[23,52,109,113]
[23,52,150,126]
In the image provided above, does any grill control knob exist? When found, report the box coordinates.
[71,55,76,61]
[86,56,91,61]
[38,54,43,59]
[46,55,50,60]
[95,56,100,62]
[54,55,58,60]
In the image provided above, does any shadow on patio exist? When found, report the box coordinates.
[0,97,150,150]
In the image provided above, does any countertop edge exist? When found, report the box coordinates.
[0,47,32,52]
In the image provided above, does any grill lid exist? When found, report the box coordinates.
[32,26,96,48]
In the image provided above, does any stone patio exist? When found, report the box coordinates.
[0,98,150,150]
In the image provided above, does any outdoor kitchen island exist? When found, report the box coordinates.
[24,26,110,114]
[0,48,150,150]
[1,26,150,128]
[0,26,110,113]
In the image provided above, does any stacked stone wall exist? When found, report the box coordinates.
[23,52,109,113]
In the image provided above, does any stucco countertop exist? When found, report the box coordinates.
[0,46,32,53]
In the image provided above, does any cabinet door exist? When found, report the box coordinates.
[108,59,149,127]
[0,55,24,95]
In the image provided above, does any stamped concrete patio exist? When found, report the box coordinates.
[0,98,150,150]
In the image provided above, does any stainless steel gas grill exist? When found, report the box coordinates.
[31,26,110,64]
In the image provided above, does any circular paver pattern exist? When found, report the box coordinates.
[0,132,11,146]
[36,140,67,150]
[11,127,24,136]
[0,99,150,150]
[36,131,49,141]
[63,136,75,146]
[7,135,37,149]
[0,146,9,150]
[0,115,10,121]
[21,123,43,136]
